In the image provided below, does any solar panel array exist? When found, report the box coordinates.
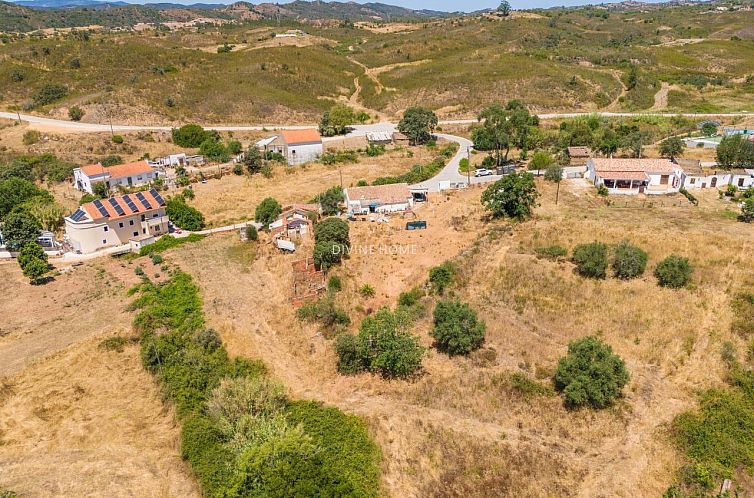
[123,194,139,212]
[135,191,152,209]
[92,199,109,218]
[69,209,86,222]
[149,188,166,206]
[108,197,125,216]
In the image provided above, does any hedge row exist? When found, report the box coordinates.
[130,271,381,497]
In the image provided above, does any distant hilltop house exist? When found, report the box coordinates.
[586,158,683,195]
[275,29,306,38]
[73,160,158,194]
[677,159,754,190]
[256,129,323,165]
[344,183,414,216]
[566,146,593,167]
[64,189,168,254]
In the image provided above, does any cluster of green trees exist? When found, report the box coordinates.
[171,124,239,162]
[481,171,539,220]
[166,193,204,231]
[472,100,539,166]
[397,107,438,145]
[319,104,368,137]
[132,271,380,497]
[313,217,350,271]
[0,154,75,183]
[569,241,693,288]
[716,134,754,169]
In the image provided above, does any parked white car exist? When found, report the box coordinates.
[474,168,493,177]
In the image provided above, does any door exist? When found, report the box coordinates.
[711,177,718,188]
[660,175,669,185]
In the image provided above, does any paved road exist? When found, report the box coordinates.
[3,111,752,133]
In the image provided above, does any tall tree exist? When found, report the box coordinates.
[397,107,438,145]
[477,105,511,167]
[659,136,686,161]
[17,242,49,284]
[497,0,511,16]
[481,171,539,219]
[2,211,41,250]
[243,146,264,175]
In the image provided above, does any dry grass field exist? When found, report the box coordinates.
[0,256,198,496]
[150,177,754,497]
[2,154,753,496]
[186,144,440,227]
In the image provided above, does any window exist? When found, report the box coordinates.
[129,220,134,226]
[739,178,745,187]
[137,176,143,181]
[133,231,138,237]
[103,226,109,232]
[141,215,145,221]
[155,226,161,232]
[153,213,159,218]
[119,222,124,228]
[102,239,107,244]
[689,178,696,184]
[142,228,146,234]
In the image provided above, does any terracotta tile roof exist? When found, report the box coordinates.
[282,203,320,213]
[567,146,592,157]
[79,160,153,179]
[346,183,411,203]
[280,129,321,145]
[81,190,163,222]
[591,158,678,174]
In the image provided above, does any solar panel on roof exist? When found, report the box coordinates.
[123,194,139,212]
[69,209,86,222]
[108,197,125,216]
[135,191,152,209]
[92,199,109,218]
[149,188,165,206]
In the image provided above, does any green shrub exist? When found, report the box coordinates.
[398,287,424,307]
[134,266,145,276]
[296,295,350,330]
[480,172,539,219]
[327,275,342,292]
[285,401,381,498]
[336,307,424,379]
[181,413,236,493]
[17,241,49,284]
[30,84,68,107]
[245,225,258,241]
[431,300,486,356]
[671,367,754,493]
[534,244,568,260]
[166,197,205,231]
[151,254,163,265]
[429,261,455,294]
[554,336,629,409]
[314,217,350,247]
[679,187,698,205]
[572,242,608,279]
[611,241,648,279]
[359,284,375,297]
[22,130,40,145]
[597,184,609,196]
[112,135,124,144]
[98,335,136,352]
[254,197,282,228]
[313,239,346,271]
[68,105,84,121]
[311,186,343,216]
[654,255,693,288]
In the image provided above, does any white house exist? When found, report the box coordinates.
[256,129,323,165]
[681,161,754,190]
[73,160,158,194]
[344,183,414,216]
[586,158,683,195]
[64,189,168,254]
